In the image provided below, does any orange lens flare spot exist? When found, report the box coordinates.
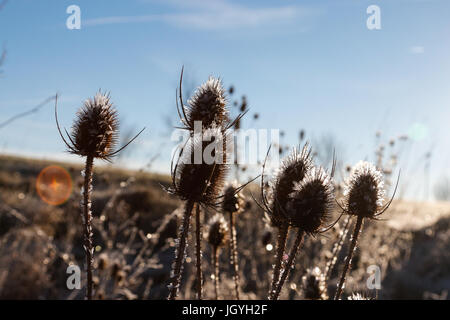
[36,165,73,206]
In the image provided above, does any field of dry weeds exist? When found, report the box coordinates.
[0,155,448,300]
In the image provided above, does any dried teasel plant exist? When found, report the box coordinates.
[334,161,398,300]
[301,267,328,300]
[255,144,312,299]
[206,214,228,300]
[347,292,374,300]
[174,69,228,300]
[221,183,244,300]
[175,68,245,133]
[167,127,230,300]
[55,92,144,300]
[169,69,247,300]
[272,166,336,300]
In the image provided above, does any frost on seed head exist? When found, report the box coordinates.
[222,183,244,214]
[70,91,119,160]
[343,161,385,218]
[347,292,372,300]
[206,214,228,248]
[171,127,230,206]
[186,77,228,130]
[301,267,328,300]
[284,166,334,234]
[268,144,312,227]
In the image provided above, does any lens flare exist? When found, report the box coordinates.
[36,165,73,205]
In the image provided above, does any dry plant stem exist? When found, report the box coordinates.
[212,246,220,300]
[82,155,94,300]
[195,204,203,300]
[269,223,289,299]
[334,216,363,300]
[168,200,195,300]
[229,211,240,300]
[272,230,304,300]
[324,216,351,281]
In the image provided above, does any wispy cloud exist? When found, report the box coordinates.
[84,0,312,30]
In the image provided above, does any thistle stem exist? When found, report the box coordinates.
[82,155,94,300]
[272,229,304,300]
[269,223,289,299]
[212,246,220,300]
[334,216,363,300]
[168,200,195,300]
[324,216,351,282]
[195,203,203,300]
[229,211,240,300]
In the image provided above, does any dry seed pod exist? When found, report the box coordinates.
[97,254,108,271]
[207,214,228,300]
[347,292,372,300]
[272,166,336,301]
[222,184,244,215]
[262,144,312,300]
[343,161,385,219]
[70,93,119,160]
[335,161,393,300]
[285,167,334,235]
[207,214,228,248]
[186,77,228,130]
[301,267,328,300]
[268,144,312,227]
[261,229,272,247]
[221,183,244,300]
[170,128,229,206]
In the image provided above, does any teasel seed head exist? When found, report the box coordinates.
[170,127,230,206]
[222,184,244,214]
[261,229,272,247]
[284,166,334,234]
[343,161,385,219]
[98,254,108,271]
[70,92,119,160]
[301,267,328,300]
[186,77,228,130]
[267,144,312,227]
[347,292,372,300]
[207,214,229,248]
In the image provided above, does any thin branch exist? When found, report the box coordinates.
[0,95,55,130]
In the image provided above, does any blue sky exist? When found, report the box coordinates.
[1,0,450,199]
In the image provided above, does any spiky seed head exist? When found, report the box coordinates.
[347,292,372,300]
[261,229,272,247]
[70,92,119,160]
[207,214,228,248]
[111,261,121,278]
[186,77,228,130]
[268,144,312,227]
[301,267,328,300]
[343,161,385,218]
[172,128,229,205]
[222,184,244,214]
[285,167,334,234]
[98,254,109,271]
